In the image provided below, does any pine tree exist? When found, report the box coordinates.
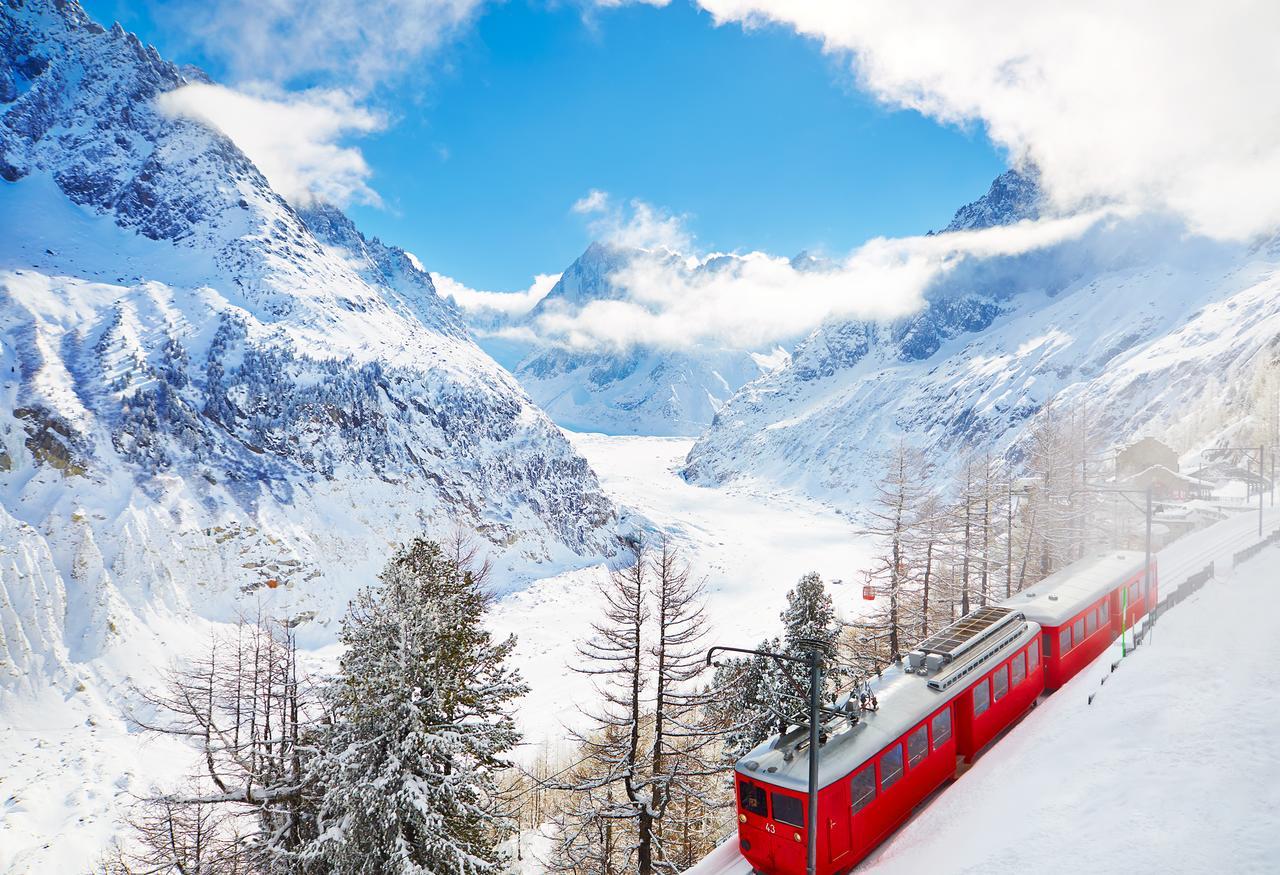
[704,572,841,763]
[305,537,526,875]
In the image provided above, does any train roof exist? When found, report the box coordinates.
[734,616,1041,793]
[1002,550,1148,627]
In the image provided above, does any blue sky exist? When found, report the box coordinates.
[84,0,1006,290]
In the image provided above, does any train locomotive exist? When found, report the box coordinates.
[733,550,1156,874]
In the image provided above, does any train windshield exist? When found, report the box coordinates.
[738,779,768,816]
[771,792,804,827]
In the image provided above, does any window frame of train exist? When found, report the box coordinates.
[771,791,805,827]
[992,664,1009,702]
[1073,617,1086,645]
[907,723,928,768]
[850,764,876,814]
[739,779,769,817]
[931,708,952,748]
[1059,627,1072,654]
[1101,600,1110,623]
[1028,638,1040,671]
[1010,651,1026,687]
[973,678,991,717]
[880,744,905,790]
[1085,610,1097,638]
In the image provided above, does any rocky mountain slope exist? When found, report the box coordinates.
[684,170,1280,500]
[0,0,614,691]
[502,242,789,436]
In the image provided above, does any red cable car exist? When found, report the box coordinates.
[862,584,876,601]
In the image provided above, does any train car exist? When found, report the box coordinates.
[1002,551,1155,691]
[733,607,1043,874]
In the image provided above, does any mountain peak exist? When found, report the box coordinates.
[943,167,1043,232]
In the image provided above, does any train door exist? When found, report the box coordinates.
[827,809,851,864]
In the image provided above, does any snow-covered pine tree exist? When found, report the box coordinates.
[304,537,526,875]
[704,573,842,763]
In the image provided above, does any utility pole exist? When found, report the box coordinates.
[707,641,830,875]
[1260,445,1265,538]
[805,646,822,875]
[1152,486,1162,629]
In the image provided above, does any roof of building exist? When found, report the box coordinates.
[1001,550,1148,627]
[734,618,1041,792]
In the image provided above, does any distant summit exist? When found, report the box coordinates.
[943,167,1043,232]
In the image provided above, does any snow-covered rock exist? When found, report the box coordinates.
[502,242,790,436]
[0,0,615,690]
[684,172,1280,502]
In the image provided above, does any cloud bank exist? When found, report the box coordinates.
[434,271,562,319]
[518,193,1124,352]
[692,0,1280,240]
[167,0,485,92]
[158,84,385,207]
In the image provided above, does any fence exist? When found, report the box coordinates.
[1232,527,1280,566]
[1093,524,1280,701]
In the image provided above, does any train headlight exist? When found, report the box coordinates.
[794,832,802,843]
[738,814,746,824]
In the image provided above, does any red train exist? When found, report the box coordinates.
[733,551,1155,874]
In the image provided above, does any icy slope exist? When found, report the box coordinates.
[685,175,1278,501]
[684,504,1280,874]
[0,0,614,695]
[485,242,788,436]
[867,539,1280,873]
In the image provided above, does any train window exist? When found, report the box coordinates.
[880,745,904,790]
[992,665,1009,702]
[1130,582,1140,601]
[850,765,876,813]
[1073,618,1085,645]
[907,725,928,768]
[1086,611,1097,637]
[739,780,768,817]
[1028,639,1040,670]
[1059,628,1072,653]
[1042,632,1051,658]
[931,709,952,748]
[1100,601,1110,623]
[1011,652,1026,687]
[772,792,804,827]
[973,680,990,716]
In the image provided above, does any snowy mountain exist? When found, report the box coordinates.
[0,0,614,690]
[684,170,1280,500]
[499,242,790,436]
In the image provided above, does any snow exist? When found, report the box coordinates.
[489,432,876,754]
[686,208,1280,509]
[684,503,1280,874]
[868,536,1280,873]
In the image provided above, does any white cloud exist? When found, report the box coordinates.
[690,0,1280,240]
[433,271,562,318]
[533,208,1122,351]
[157,84,385,207]
[170,0,485,92]
[572,190,694,253]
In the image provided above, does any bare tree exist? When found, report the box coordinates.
[127,611,318,873]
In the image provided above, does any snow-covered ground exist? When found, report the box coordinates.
[687,504,1280,874]
[489,431,875,755]
[0,431,871,870]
